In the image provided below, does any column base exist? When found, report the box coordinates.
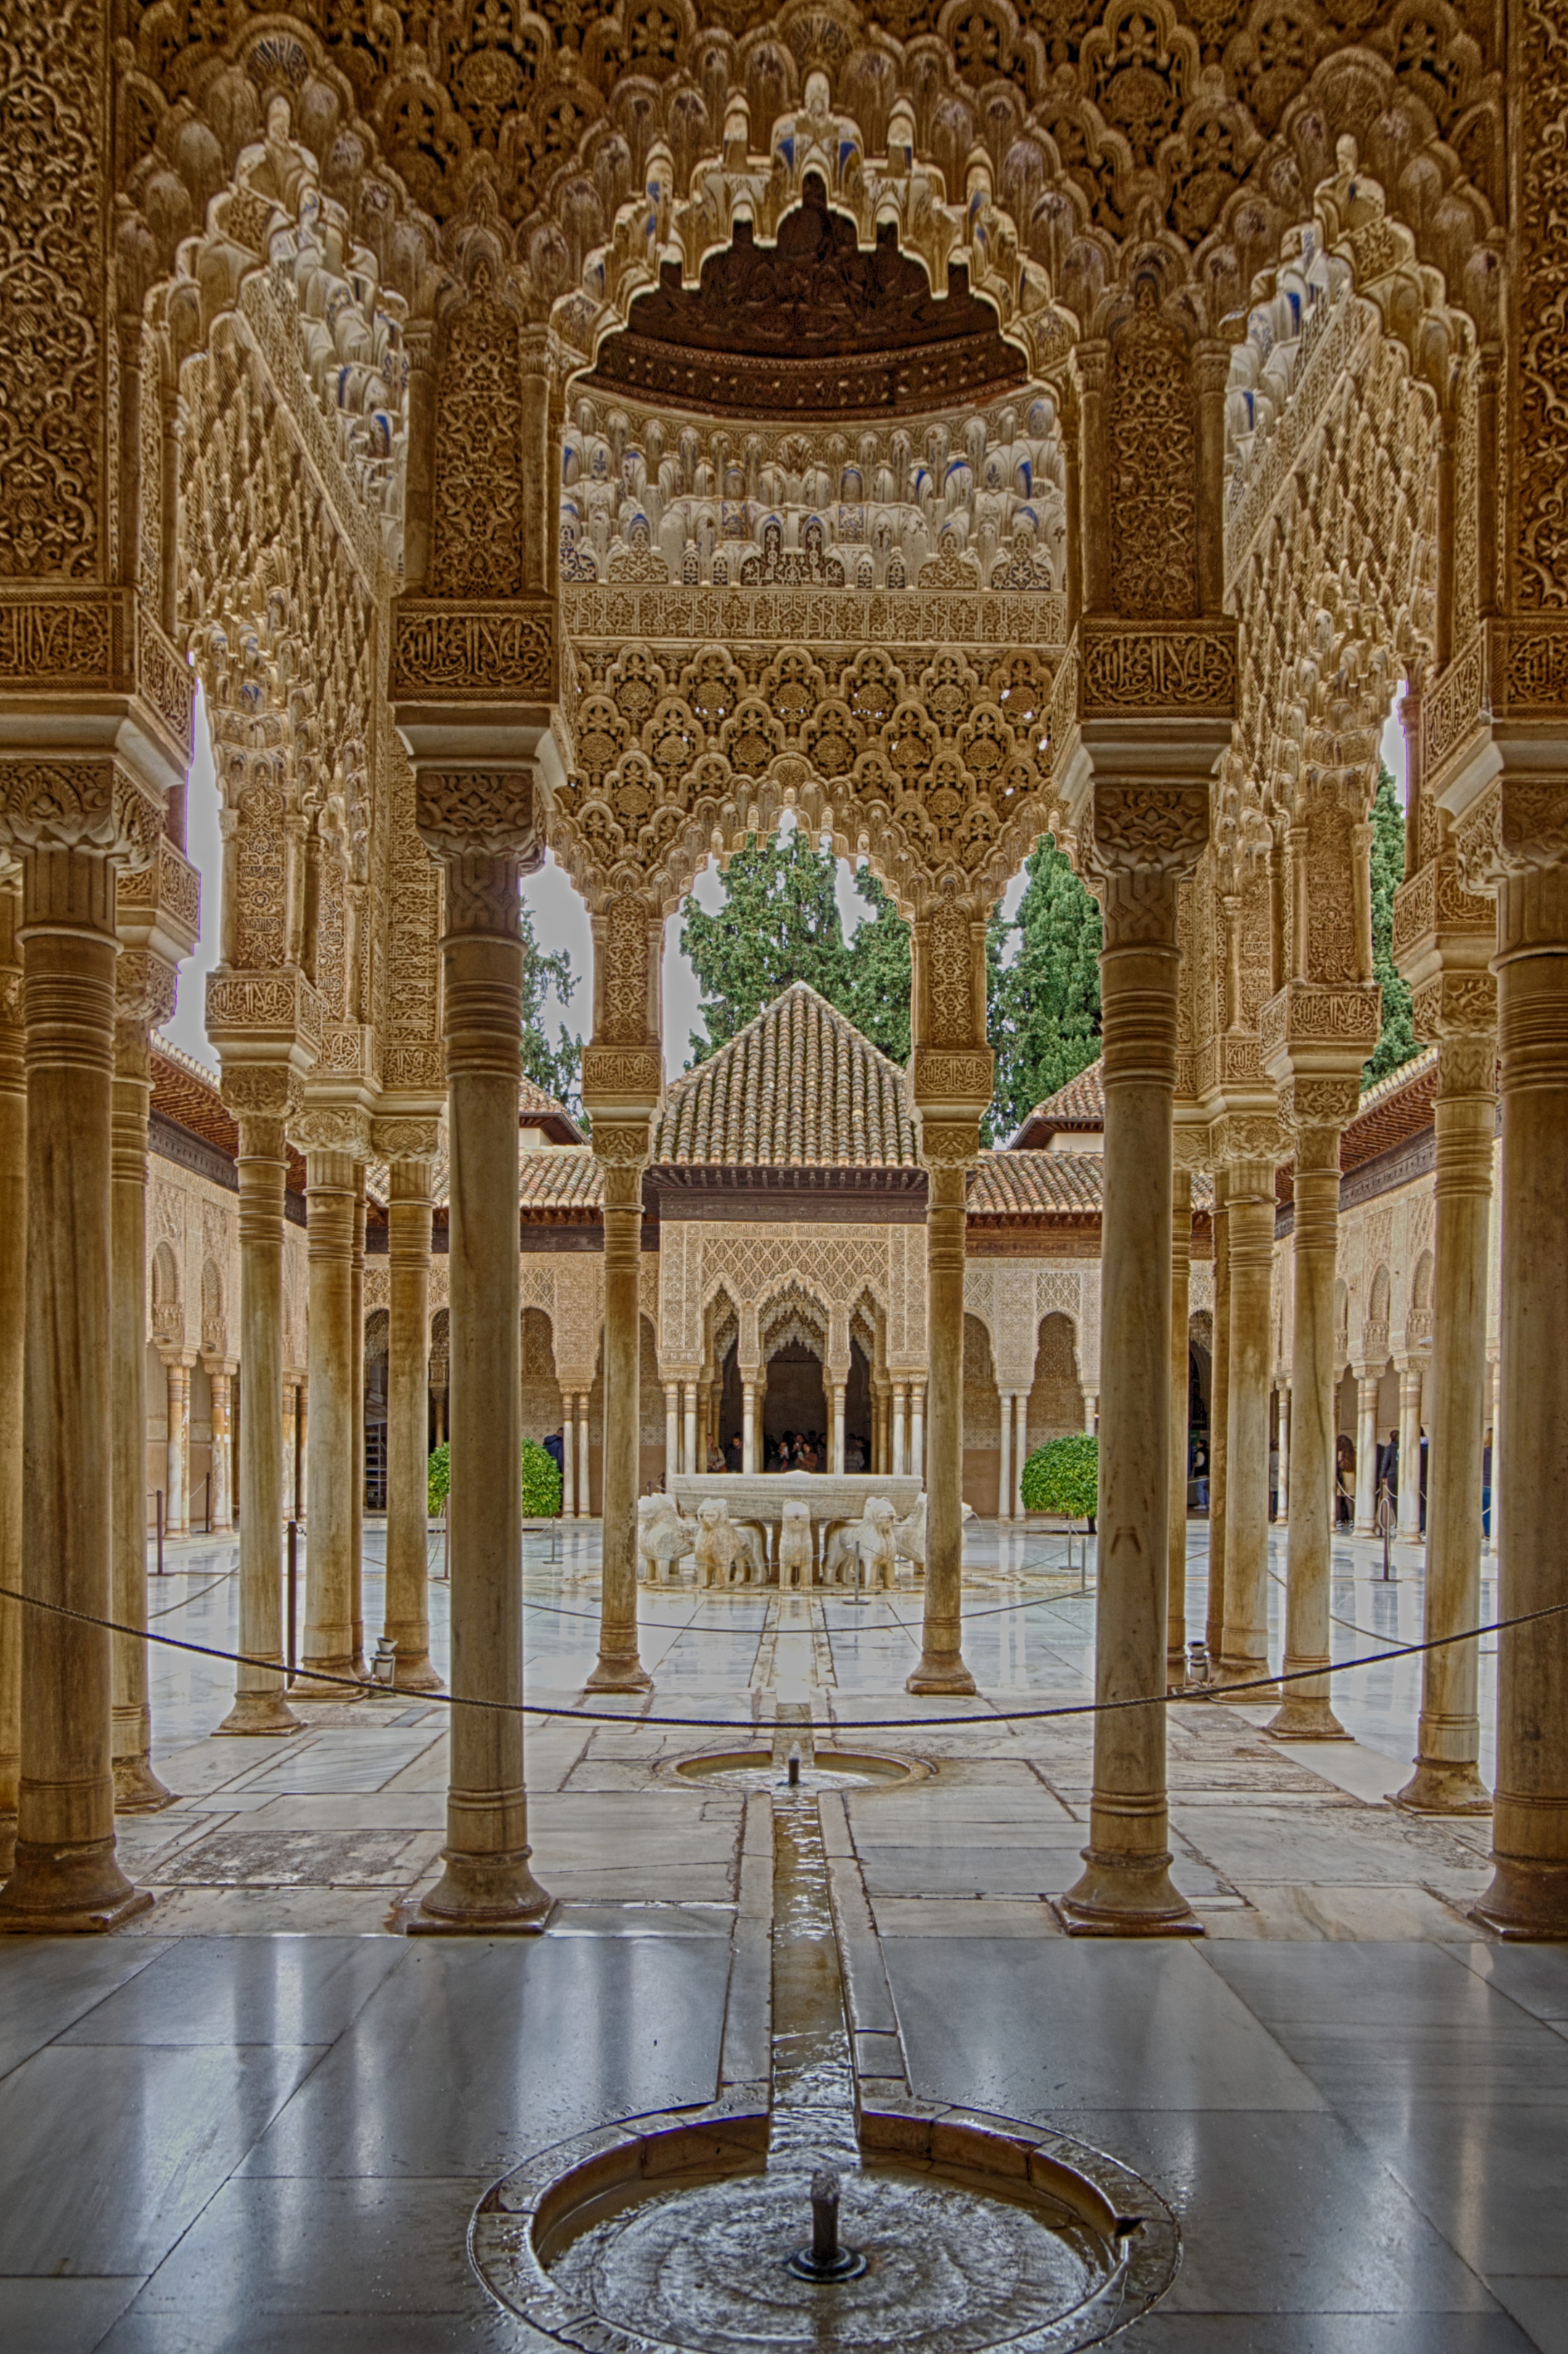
[113,1755,176,1812]
[1471,1856,1568,1940]
[586,1652,652,1693]
[0,1838,154,1935]
[391,1654,446,1695]
[290,1663,367,1703]
[1266,1693,1349,1740]
[1209,1663,1278,1703]
[0,1813,15,1879]
[905,1655,977,1698]
[216,1690,304,1736]
[407,1851,555,1936]
[1392,1759,1492,1814]
[1055,1849,1204,1938]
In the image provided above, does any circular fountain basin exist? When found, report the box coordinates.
[473,2103,1179,2354]
[667,1748,926,1795]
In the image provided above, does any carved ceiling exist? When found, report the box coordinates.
[582,174,1026,418]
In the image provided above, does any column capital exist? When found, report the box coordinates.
[206,966,322,1076]
[374,1112,444,1166]
[0,755,164,878]
[290,1102,373,1162]
[412,765,542,872]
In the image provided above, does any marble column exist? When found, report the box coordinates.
[384,1152,441,1692]
[413,844,550,1931]
[351,1170,367,1672]
[682,1381,697,1481]
[1275,1382,1290,1523]
[218,1082,301,1738]
[741,1377,757,1474]
[910,1382,926,1482]
[110,1009,173,1811]
[1217,1154,1276,1693]
[1015,1394,1029,1512]
[1082,1389,1098,1435]
[1061,800,1204,1937]
[0,900,21,1876]
[1354,1374,1380,1534]
[1167,1165,1193,1671]
[163,1353,192,1537]
[1398,1023,1495,1812]
[830,1379,846,1473]
[577,1393,590,1515]
[206,1364,234,1532]
[561,1404,576,1519]
[591,1141,651,1691]
[1396,1362,1425,1540]
[891,1385,907,1476]
[0,843,151,1931]
[298,1141,361,1695]
[908,1147,976,1695]
[1267,1087,1360,1741]
[1204,1176,1230,1663]
[663,1383,678,1483]
[1474,806,1568,1936]
[998,1393,1013,1523]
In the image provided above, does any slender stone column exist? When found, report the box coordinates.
[1398,1023,1495,1811]
[560,1405,576,1518]
[218,1082,302,1736]
[110,1009,173,1810]
[1275,1382,1290,1522]
[1204,1176,1230,1661]
[830,1379,846,1473]
[682,1382,698,1481]
[297,1142,360,1693]
[383,1152,441,1692]
[911,1382,926,1481]
[998,1393,1013,1523]
[0,895,25,1875]
[1396,1362,1425,1540]
[1485,1358,1498,1557]
[1015,1394,1029,1511]
[0,842,151,1931]
[741,1377,757,1473]
[907,1152,977,1693]
[1217,1155,1277,1693]
[590,1143,652,1690]
[1082,1389,1098,1434]
[891,1385,907,1475]
[1061,791,1204,1936]
[1474,806,1568,1936]
[1167,1166,1193,1670]
[163,1354,192,1536]
[413,842,550,1931]
[577,1393,590,1514]
[351,1172,368,1672]
[1354,1374,1380,1534]
[663,1383,679,1482]
[207,1365,234,1532]
[1267,1084,1362,1740]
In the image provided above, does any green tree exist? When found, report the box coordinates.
[681,831,913,1064]
[986,834,1103,1141]
[1364,762,1420,1086]
[1020,1433,1099,1524]
[520,900,584,1112]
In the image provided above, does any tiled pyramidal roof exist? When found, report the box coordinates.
[650,982,919,1168]
[1032,1057,1105,1125]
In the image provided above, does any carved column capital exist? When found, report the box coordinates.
[372,1113,444,1164]
[290,1104,373,1162]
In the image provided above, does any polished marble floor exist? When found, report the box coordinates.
[1,1518,1558,2351]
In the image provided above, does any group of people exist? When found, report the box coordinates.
[693,1428,872,1473]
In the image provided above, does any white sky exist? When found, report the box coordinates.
[160,681,1413,1079]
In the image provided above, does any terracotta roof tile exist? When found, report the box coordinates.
[150,1035,308,1195]
[1007,1056,1104,1147]
[968,1151,1214,1220]
[651,982,918,1168]
[1339,1045,1440,1172]
[518,1147,603,1211]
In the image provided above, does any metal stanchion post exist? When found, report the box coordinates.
[286,1518,298,1682]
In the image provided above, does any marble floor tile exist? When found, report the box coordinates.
[1125,2316,1534,2351]
[1205,1940,1506,2025]
[0,1938,168,2080]
[0,2043,325,2274]
[889,1942,1325,2112]
[1490,2277,1568,2354]
[1450,1942,1568,2022]
[57,1935,408,2047]
[1342,2104,1568,2276]
[0,2276,144,2354]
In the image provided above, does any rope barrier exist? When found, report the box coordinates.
[1,1581,1560,1733]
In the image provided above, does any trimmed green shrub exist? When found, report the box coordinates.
[1021,1433,1098,1524]
[427,1442,450,1515]
[521,1436,563,1519]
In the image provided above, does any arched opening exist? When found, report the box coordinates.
[364,1308,389,1510]
[1026,1311,1084,1455]
[761,1341,828,1467]
[520,1307,562,1446]
[962,1313,1002,1515]
[1188,1309,1213,1512]
[150,1242,181,1345]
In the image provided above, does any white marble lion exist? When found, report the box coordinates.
[637,1492,696,1584]
[778,1499,814,1589]
[693,1496,742,1589]
[824,1495,899,1591]
[891,1493,975,1579]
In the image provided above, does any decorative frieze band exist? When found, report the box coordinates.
[1259,980,1381,1066]
[1422,622,1568,792]
[907,1046,996,1109]
[1075,620,1238,718]
[0,590,195,765]
[206,966,323,1054]
[391,599,557,701]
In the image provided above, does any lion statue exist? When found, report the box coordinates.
[778,1499,814,1589]
[637,1492,696,1584]
[693,1496,742,1589]
[823,1496,899,1591]
[890,1492,975,1579]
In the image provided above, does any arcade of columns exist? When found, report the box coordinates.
[1,0,1564,1943]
